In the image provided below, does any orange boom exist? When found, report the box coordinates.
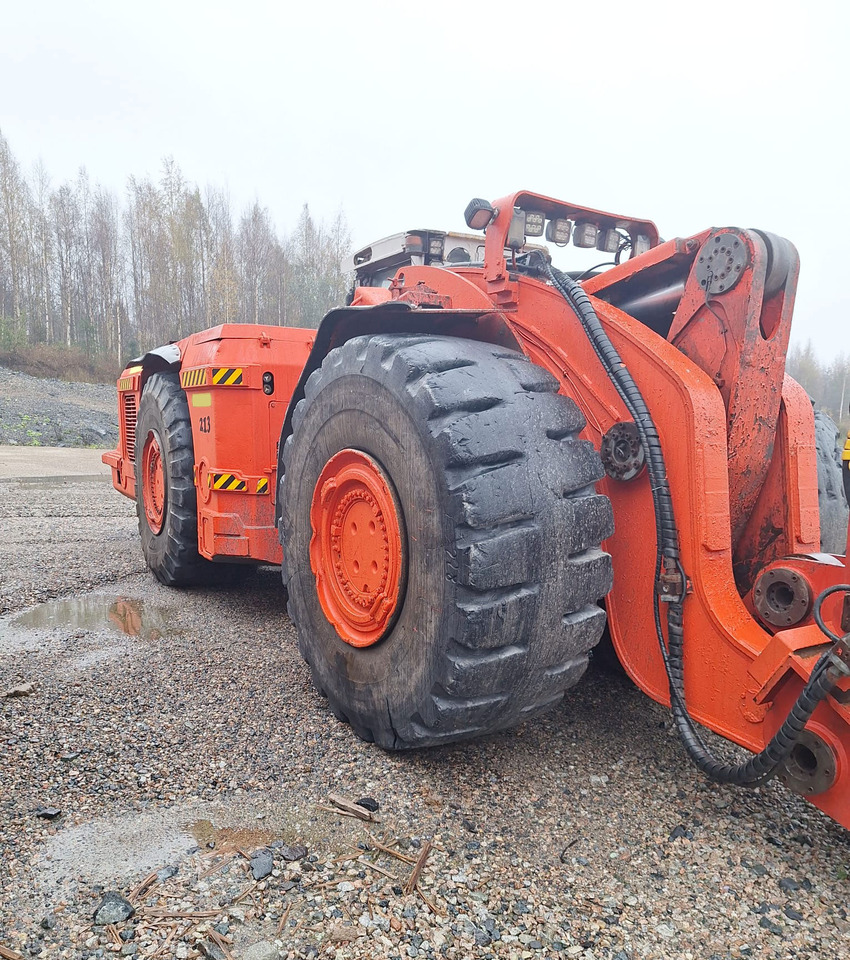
[104,190,850,830]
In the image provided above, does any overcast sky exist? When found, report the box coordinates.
[2,0,847,357]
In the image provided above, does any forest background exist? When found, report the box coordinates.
[0,129,847,434]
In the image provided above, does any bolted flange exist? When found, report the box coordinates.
[600,421,646,482]
[752,566,812,628]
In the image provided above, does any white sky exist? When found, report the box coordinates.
[2,0,848,357]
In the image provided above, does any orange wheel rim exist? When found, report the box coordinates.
[310,449,406,647]
[141,431,166,535]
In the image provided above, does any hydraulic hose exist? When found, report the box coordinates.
[541,258,849,787]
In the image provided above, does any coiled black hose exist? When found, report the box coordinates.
[542,258,849,787]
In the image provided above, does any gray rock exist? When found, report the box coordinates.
[779,877,800,893]
[198,942,227,960]
[93,892,135,925]
[250,849,273,880]
[242,942,281,960]
[280,843,307,862]
[156,865,178,883]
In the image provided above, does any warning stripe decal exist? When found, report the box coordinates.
[206,473,270,495]
[211,367,243,386]
[210,472,248,492]
[181,367,207,388]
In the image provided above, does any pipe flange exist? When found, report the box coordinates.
[777,729,838,796]
[601,422,645,482]
[695,232,749,296]
[752,566,812,628]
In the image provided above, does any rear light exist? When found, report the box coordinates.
[573,222,598,248]
[403,234,424,254]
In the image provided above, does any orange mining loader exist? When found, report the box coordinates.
[104,190,850,830]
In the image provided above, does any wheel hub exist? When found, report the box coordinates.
[309,449,406,647]
[141,431,166,535]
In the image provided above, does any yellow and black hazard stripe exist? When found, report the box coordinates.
[181,367,207,388]
[256,477,269,495]
[210,472,248,492]
[211,367,243,386]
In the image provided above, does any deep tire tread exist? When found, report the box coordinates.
[281,334,614,748]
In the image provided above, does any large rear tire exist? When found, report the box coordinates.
[135,372,244,586]
[280,335,614,748]
[814,410,849,554]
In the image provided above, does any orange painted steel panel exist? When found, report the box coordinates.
[178,324,314,565]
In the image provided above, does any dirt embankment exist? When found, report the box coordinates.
[0,366,119,448]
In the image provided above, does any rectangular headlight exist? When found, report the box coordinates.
[545,218,572,244]
[524,211,545,238]
[573,222,598,248]
[596,229,620,254]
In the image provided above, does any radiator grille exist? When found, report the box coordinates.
[123,393,138,463]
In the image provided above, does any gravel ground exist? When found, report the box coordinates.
[0,367,118,448]
[1,456,849,960]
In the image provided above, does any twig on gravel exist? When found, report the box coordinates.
[276,901,292,935]
[315,803,362,820]
[327,792,378,821]
[232,880,261,904]
[198,854,234,880]
[128,868,159,902]
[404,839,432,895]
[415,884,441,915]
[0,946,24,960]
[365,832,416,864]
[139,909,221,919]
[208,929,235,960]
[149,923,179,959]
[357,856,398,881]
[104,924,122,946]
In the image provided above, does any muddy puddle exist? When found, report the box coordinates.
[0,595,174,658]
[14,595,170,638]
[35,797,355,891]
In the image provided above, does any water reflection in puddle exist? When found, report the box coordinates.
[14,596,170,640]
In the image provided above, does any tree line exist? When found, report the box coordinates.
[0,130,350,363]
[786,341,849,433]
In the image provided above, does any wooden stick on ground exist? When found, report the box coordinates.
[198,854,234,880]
[276,901,293,936]
[327,792,378,822]
[128,869,159,903]
[404,840,432,895]
[0,946,24,960]
[357,856,398,881]
[209,929,236,960]
[415,884,441,915]
[365,832,416,864]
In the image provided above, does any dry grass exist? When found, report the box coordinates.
[0,343,121,384]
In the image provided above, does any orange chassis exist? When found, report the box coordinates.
[105,190,850,829]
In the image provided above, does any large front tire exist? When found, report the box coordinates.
[281,335,614,748]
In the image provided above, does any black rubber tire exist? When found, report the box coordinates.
[814,410,849,555]
[135,372,242,587]
[280,334,614,748]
